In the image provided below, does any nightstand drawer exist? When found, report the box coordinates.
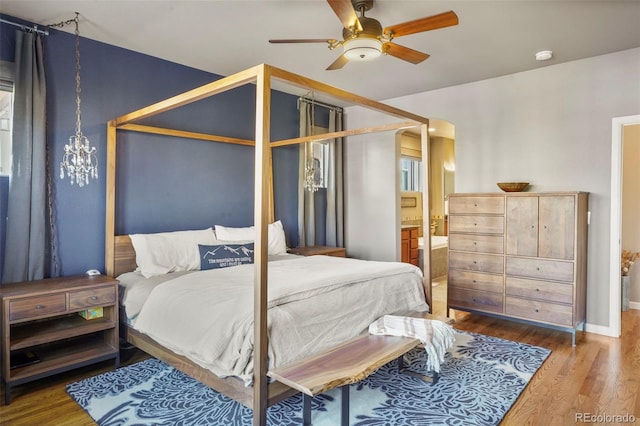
[69,286,117,309]
[9,295,66,321]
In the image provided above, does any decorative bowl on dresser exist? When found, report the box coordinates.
[1,275,119,404]
[496,182,530,192]
[447,192,589,345]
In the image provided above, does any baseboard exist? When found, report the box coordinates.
[584,322,619,338]
[628,301,640,310]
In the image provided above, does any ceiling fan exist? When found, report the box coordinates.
[269,0,459,70]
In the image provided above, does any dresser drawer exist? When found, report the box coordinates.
[506,257,574,282]
[9,294,66,321]
[448,288,503,314]
[449,270,504,293]
[448,234,504,254]
[506,276,573,304]
[506,296,573,326]
[449,251,504,274]
[69,286,116,309]
[449,215,504,234]
[449,196,505,215]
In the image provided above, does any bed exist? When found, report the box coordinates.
[105,64,432,424]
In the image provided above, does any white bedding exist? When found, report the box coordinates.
[125,255,428,385]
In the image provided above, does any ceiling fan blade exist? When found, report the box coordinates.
[326,54,349,70]
[383,42,430,64]
[269,38,336,44]
[384,10,458,38]
[327,0,363,32]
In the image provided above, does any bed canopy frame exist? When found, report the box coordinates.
[105,64,432,425]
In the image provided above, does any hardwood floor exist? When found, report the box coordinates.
[1,311,638,425]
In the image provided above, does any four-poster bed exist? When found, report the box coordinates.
[105,64,432,425]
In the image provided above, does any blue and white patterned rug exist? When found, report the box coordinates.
[67,331,550,425]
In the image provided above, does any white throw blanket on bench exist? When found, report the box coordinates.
[368,315,456,373]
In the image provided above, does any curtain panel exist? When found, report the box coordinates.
[297,101,344,248]
[2,31,47,283]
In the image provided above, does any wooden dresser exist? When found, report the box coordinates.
[401,226,419,267]
[1,275,119,404]
[447,192,588,345]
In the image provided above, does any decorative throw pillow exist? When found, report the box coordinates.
[199,243,254,270]
[129,228,218,278]
[214,220,287,255]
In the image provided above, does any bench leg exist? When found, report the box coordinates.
[341,385,350,426]
[398,355,440,384]
[303,394,312,426]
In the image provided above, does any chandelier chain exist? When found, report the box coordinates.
[74,13,83,138]
[57,12,98,187]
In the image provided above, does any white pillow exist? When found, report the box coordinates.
[129,228,218,277]
[215,220,287,255]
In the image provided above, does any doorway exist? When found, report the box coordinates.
[610,115,640,337]
[398,119,455,317]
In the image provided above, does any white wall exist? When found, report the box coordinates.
[622,124,640,304]
[345,48,640,328]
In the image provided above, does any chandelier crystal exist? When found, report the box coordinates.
[304,158,320,192]
[59,12,97,187]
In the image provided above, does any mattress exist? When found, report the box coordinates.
[119,255,428,385]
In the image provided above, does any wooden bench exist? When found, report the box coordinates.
[267,312,455,426]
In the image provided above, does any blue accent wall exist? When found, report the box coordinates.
[1,15,300,276]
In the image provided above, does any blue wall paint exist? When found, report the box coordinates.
[1,15,300,276]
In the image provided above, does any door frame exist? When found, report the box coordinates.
[610,114,640,337]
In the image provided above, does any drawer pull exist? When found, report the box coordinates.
[536,288,540,292]
[536,267,540,271]
[473,241,477,245]
[535,309,539,313]
[90,296,98,301]
[36,304,45,309]
[472,280,477,283]
[531,225,535,229]
[473,260,477,264]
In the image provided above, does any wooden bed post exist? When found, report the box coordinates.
[253,64,271,426]
[421,123,433,309]
[105,120,117,277]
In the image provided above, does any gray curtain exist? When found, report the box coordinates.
[297,102,344,247]
[325,108,344,247]
[297,102,315,246]
[2,31,47,283]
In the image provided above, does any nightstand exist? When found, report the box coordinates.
[1,275,119,404]
[287,246,347,257]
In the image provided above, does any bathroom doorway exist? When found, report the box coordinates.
[399,119,455,317]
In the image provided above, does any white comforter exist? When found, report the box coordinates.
[132,255,428,384]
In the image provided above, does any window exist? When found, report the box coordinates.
[309,125,330,189]
[0,61,14,176]
[401,157,423,192]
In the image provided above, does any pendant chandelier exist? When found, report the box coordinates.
[303,94,321,192]
[59,12,97,187]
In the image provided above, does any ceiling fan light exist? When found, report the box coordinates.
[343,37,382,61]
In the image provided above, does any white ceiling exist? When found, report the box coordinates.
[2,1,639,104]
